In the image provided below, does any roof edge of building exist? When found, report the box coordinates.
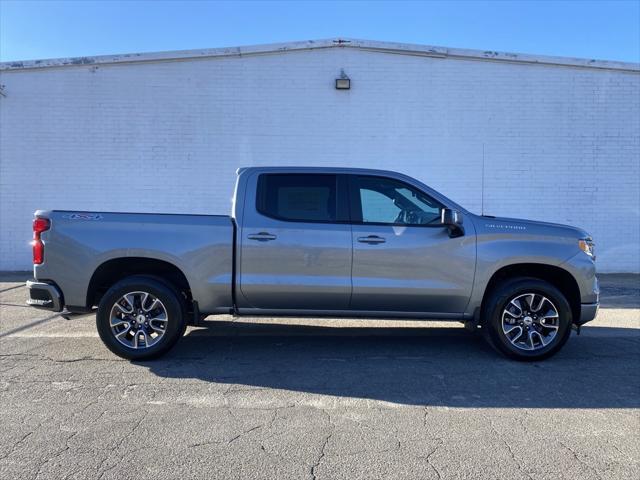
[1,38,638,73]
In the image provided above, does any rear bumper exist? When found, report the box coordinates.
[26,280,63,312]
[577,302,599,325]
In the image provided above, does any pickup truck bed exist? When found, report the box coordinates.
[31,211,234,314]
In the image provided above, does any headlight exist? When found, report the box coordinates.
[579,238,595,259]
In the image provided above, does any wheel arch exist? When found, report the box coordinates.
[480,263,581,324]
[87,257,192,309]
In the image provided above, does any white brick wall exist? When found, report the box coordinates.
[1,44,639,272]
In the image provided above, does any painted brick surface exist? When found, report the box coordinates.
[1,47,638,271]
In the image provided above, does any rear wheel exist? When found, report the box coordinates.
[96,276,186,360]
[483,277,572,361]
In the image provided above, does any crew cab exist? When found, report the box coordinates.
[27,167,599,360]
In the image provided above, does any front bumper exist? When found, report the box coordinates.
[577,302,599,325]
[26,280,63,312]
[576,274,599,325]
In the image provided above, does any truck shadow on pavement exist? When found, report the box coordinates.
[145,321,640,409]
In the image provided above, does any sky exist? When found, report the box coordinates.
[1,0,639,63]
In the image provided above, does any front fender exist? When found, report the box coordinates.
[464,229,581,316]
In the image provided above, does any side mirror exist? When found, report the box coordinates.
[441,208,465,238]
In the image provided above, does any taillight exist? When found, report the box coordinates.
[32,218,50,265]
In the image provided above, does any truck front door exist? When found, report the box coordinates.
[348,175,475,315]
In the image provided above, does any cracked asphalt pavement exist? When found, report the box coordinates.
[1,273,639,479]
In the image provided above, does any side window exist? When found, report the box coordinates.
[353,176,443,226]
[257,174,337,222]
[360,188,402,224]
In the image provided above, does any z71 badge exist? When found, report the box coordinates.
[63,213,103,221]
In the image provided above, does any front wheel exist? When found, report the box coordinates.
[483,277,573,361]
[96,276,186,360]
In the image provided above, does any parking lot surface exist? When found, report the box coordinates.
[1,273,639,479]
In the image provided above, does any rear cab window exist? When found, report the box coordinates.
[257,174,347,223]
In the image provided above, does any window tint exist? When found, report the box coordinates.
[354,176,443,225]
[360,188,402,223]
[257,174,337,222]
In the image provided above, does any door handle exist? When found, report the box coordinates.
[247,232,277,241]
[357,235,386,244]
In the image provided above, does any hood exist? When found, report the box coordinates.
[477,215,591,239]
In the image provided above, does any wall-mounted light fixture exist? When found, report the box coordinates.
[335,69,350,90]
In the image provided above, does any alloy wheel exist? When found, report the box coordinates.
[109,291,168,349]
[501,293,560,351]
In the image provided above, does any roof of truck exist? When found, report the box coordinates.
[235,166,468,212]
[236,166,406,176]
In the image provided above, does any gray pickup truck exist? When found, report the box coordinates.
[27,167,599,361]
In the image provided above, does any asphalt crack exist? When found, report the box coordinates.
[489,419,534,480]
[96,411,149,479]
[0,430,34,461]
[190,406,289,450]
[0,352,121,363]
[227,424,262,445]
[559,440,603,480]
[32,430,79,480]
[310,410,334,480]
[424,439,443,480]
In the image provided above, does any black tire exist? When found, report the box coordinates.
[96,276,187,360]
[482,277,572,361]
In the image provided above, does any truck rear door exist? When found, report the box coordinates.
[237,172,352,311]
